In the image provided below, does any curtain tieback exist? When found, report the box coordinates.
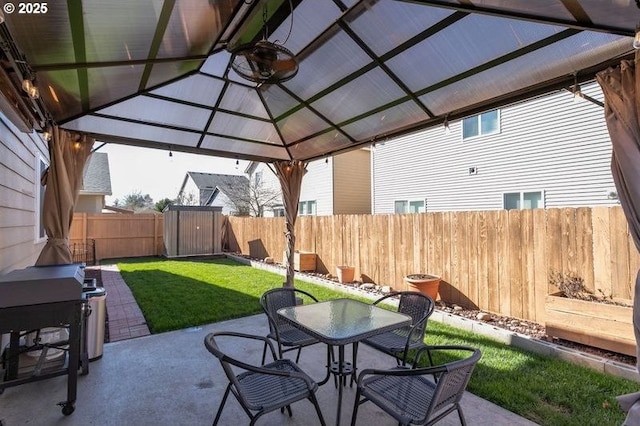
[48,237,69,246]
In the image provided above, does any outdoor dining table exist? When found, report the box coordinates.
[277,298,412,425]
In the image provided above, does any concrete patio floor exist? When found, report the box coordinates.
[0,314,539,426]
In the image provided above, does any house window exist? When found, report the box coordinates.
[35,154,48,242]
[463,110,500,139]
[272,205,285,217]
[298,200,316,216]
[503,191,543,210]
[254,171,262,186]
[394,199,425,214]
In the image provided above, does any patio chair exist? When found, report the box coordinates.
[204,331,326,426]
[358,291,435,366]
[259,288,322,364]
[350,345,481,426]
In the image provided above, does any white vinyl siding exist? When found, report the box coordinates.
[0,112,49,273]
[373,82,616,213]
[300,159,333,215]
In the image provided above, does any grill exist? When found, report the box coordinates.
[0,264,85,415]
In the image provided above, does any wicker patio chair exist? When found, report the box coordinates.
[350,345,481,426]
[260,288,322,364]
[204,331,326,426]
[358,291,435,366]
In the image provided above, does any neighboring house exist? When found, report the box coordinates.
[246,149,372,217]
[75,152,112,213]
[176,172,249,215]
[0,112,49,273]
[372,82,618,213]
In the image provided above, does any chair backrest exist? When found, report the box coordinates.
[375,291,435,339]
[204,333,244,396]
[203,332,279,410]
[260,288,318,335]
[424,346,481,421]
[397,291,435,326]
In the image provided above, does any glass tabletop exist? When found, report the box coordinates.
[277,298,411,346]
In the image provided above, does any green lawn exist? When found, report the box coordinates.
[116,256,638,426]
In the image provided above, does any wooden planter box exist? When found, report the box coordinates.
[545,292,636,356]
[283,251,316,272]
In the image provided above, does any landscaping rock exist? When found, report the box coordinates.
[476,312,492,321]
[381,285,392,294]
[264,257,274,264]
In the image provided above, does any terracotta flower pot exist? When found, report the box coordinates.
[336,266,355,283]
[404,274,440,300]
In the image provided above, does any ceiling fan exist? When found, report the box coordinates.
[229,1,298,84]
[230,40,298,84]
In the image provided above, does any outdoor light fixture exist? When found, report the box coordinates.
[21,77,39,99]
[444,114,451,135]
[634,24,640,49]
[572,73,583,102]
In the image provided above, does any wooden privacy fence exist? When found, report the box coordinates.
[70,213,164,261]
[227,207,640,324]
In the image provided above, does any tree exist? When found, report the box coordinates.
[154,198,174,212]
[121,191,154,211]
[175,190,199,206]
[224,178,280,217]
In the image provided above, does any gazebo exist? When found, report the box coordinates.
[1,2,640,418]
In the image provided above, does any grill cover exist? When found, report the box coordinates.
[0,264,84,308]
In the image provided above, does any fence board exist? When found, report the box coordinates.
[71,206,640,325]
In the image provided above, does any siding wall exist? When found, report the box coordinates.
[0,113,48,274]
[333,149,371,214]
[75,194,104,213]
[300,158,334,215]
[373,83,617,213]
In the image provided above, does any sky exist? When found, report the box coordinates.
[95,143,249,205]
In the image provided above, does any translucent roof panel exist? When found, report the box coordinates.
[1,0,635,162]
[219,83,270,119]
[157,0,237,58]
[261,85,301,119]
[200,51,232,78]
[201,135,290,160]
[288,131,355,159]
[347,0,454,57]
[87,65,146,110]
[311,68,409,124]
[145,60,202,89]
[419,33,631,116]
[282,30,373,100]
[341,100,429,141]
[151,74,225,108]
[268,0,342,55]
[65,115,202,147]
[83,0,160,63]
[99,97,212,131]
[277,107,332,143]
[386,14,562,93]
[208,112,281,144]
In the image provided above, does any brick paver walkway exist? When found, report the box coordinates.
[99,264,150,342]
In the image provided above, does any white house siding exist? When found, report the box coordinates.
[0,113,49,273]
[372,83,617,213]
[333,149,371,214]
[300,158,334,216]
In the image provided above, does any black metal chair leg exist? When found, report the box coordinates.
[309,393,327,426]
[213,384,232,425]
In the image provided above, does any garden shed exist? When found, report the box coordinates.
[163,205,224,258]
